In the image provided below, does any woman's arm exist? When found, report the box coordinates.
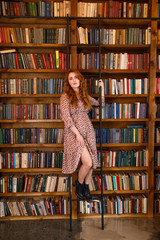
[89,79,105,107]
[60,94,84,146]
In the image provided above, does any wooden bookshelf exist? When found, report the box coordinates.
[0,0,160,219]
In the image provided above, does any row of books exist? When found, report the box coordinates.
[79,195,148,214]
[0,102,148,120]
[0,127,148,144]
[77,2,150,18]
[0,1,71,17]
[97,150,148,168]
[77,52,149,70]
[0,128,64,144]
[156,78,160,94]
[0,78,149,95]
[89,173,147,191]
[0,50,69,69]
[155,128,160,143]
[0,27,67,44]
[0,175,69,193]
[0,152,63,169]
[87,78,149,95]
[0,103,61,120]
[0,197,69,217]
[154,196,160,214]
[154,151,160,166]
[89,103,148,119]
[156,104,160,118]
[157,55,160,70]
[78,27,151,45]
[155,174,160,190]
[0,78,64,95]
[95,127,148,144]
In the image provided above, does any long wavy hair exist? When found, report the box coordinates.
[63,69,92,110]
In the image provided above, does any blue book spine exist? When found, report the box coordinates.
[50,79,53,94]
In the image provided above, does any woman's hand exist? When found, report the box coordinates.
[98,79,104,90]
[76,133,85,147]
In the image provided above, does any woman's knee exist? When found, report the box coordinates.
[85,160,92,169]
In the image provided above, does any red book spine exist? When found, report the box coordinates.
[49,53,54,69]
[50,103,53,119]
[59,199,62,215]
[64,53,67,69]
[42,53,47,69]
[108,78,112,95]
[32,54,38,69]
[116,176,120,190]
[96,175,101,190]
[15,2,21,16]
[26,177,32,192]
[13,2,18,16]
[1,27,5,43]
[105,1,108,18]
[30,201,36,216]
[59,52,62,69]
[14,53,19,69]
[127,78,129,94]
[11,153,14,168]
[62,53,64,69]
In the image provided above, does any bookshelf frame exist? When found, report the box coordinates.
[0,0,160,220]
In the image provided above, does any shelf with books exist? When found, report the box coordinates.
[0,1,71,18]
[79,213,148,218]
[0,17,69,25]
[77,1,151,19]
[1,192,69,197]
[80,69,149,74]
[95,167,149,172]
[0,120,64,123]
[0,144,64,148]
[0,168,63,173]
[0,0,158,220]
[0,44,68,49]
[91,190,149,195]
[0,195,70,218]
[0,215,70,221]
[0,94,62,98]
[76,18,151,27]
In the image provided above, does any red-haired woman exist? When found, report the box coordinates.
[60,69,105,201]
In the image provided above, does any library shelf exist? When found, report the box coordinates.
[0,215,70,221]
[79,213,148,219]
[1,192,69,197]
[91,190,149,195]
[0,168,63,173]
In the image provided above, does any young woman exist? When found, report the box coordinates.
[60,69,105,201]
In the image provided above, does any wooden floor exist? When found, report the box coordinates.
[0,217,160,240]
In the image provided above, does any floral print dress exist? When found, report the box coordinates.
[60,93,105,174]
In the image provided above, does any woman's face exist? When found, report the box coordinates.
[68,72,80,92]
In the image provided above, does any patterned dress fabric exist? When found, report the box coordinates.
[60,93,105,174]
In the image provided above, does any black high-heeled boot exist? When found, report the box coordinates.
[73,179,84,200]
[84,183,92,201]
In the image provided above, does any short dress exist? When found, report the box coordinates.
[60,93,105,174]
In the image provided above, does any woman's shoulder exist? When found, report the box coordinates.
[60,93,67,100]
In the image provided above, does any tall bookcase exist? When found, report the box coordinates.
[0,0,160,220]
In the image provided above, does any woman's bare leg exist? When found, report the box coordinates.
[78,146,92,184]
